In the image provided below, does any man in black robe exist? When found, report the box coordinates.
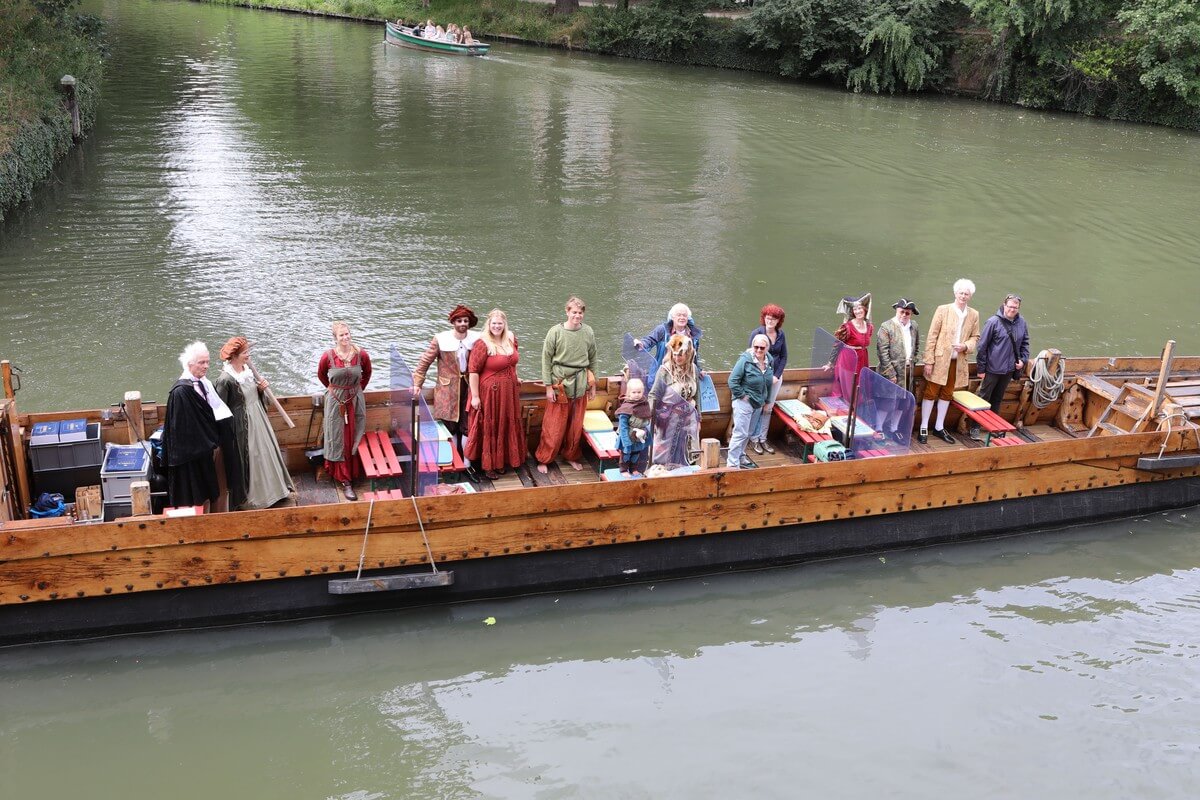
[164,342,221,509]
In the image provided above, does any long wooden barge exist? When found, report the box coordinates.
[2,349,1200,647]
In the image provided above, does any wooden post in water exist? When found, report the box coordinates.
[130,480,152,517]
[1,361,13,400]
[60,75,80,140]
[124,391,145,443]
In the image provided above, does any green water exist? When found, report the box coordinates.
[1,0,1197,411]
[2,2,1200,796]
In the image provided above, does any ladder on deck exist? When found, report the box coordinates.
[1088,340,1175,437]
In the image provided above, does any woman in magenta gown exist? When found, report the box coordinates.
[826,294,873,400]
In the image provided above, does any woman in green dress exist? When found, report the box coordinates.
[214,336,294,510]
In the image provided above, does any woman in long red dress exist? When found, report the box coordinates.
[825,294,873,400]
[317,322,372,501]
[466,309,527,479]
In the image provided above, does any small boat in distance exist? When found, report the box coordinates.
[385,21,490,56]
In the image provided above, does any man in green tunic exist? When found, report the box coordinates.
[535,296,598,474]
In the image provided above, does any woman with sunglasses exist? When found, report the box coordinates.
[726,334,774,470]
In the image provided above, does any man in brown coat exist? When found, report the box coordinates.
[918,279,980,444]
[413,305,480,461]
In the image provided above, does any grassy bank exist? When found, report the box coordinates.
[0,0,105,221]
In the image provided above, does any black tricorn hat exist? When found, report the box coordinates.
[891,298,919,315]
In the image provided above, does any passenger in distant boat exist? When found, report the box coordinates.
[423,20,437,39]
[649,334,701,468]
[449,23,463,43]
[414,305,481,468]
[214,337,294,510]
[747,303,787,455]
[466,309,527,480]
[615,378,651,476]
[918,279,980,445]
[727,334,774,470]
[435,24,447,40]
[317,322,372,501]
[875,298,921,441]
[462,28,476,45]
[536,296,598,474]
[634,302,704,381]
[164,341,226,512]
[824,293,873,401]
[975,293,1029,418]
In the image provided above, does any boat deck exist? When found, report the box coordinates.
[290,423,1070,506]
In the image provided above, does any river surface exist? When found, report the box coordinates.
[2,0,1199,410]
[3,1,1200,796]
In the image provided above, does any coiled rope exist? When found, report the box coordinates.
[1029,352,1066,409]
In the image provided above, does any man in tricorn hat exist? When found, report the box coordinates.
[877,298,921,394]
[875,298,921,442]
[413,305,481,462]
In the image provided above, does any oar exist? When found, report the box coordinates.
[248,358,296,429]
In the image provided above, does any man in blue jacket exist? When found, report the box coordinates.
[974,294,1030,434]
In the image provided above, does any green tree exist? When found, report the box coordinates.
[1119,0,1200,105]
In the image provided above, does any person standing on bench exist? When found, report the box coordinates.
[536,296,597,474]
[973,293,1029,436]
[918,279,980,445]
[317,322,372,501]
[413,304,481,469]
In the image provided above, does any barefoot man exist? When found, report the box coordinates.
[535,296,597,474]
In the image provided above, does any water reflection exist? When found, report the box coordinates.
[3,513,1200,795]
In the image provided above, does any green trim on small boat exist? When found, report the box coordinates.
[384,22,491,56]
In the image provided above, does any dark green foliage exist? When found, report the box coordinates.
[739,0,951,92]
[586,0,709,56]
[1119,0,1200,105]
[0,0,105,220]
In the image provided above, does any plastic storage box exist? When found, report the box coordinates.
[29,421,103,471]
[100,443,150,502]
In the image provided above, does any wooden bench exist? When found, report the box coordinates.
[952,402,1017,445]
[856,448,890,458]
[815,395,850,416]
[357,430,403,489]
[988,435,1026,448]
[362,488,406,501]
[772,405,833,458]
[582,409,620,472]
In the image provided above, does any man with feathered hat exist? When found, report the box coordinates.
[413,304,481,461]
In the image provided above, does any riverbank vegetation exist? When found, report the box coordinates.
[205,0,1200,131]
[1,0,105,220]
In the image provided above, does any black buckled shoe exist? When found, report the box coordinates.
[917,428,928,444]
[933,428,956,444]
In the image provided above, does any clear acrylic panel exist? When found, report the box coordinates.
[851,368,916,453]
[389,345,417,495]
[416,392,440,497]
[622,332,657,386]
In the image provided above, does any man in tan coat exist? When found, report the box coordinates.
[918,279,980,444]
[413,305,480,461]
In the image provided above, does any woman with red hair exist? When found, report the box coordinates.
[746,304,788,454]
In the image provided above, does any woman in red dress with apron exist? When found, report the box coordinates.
[466,309,527,480]
[317,322,372,501]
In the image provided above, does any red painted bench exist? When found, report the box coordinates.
[362,489,406,501]
[772,405,833,458]
[857,448,890,458]
[357,430,403,489]
[988,435,1026,447]
[952,402,1017,445]
[815,395,850,416]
